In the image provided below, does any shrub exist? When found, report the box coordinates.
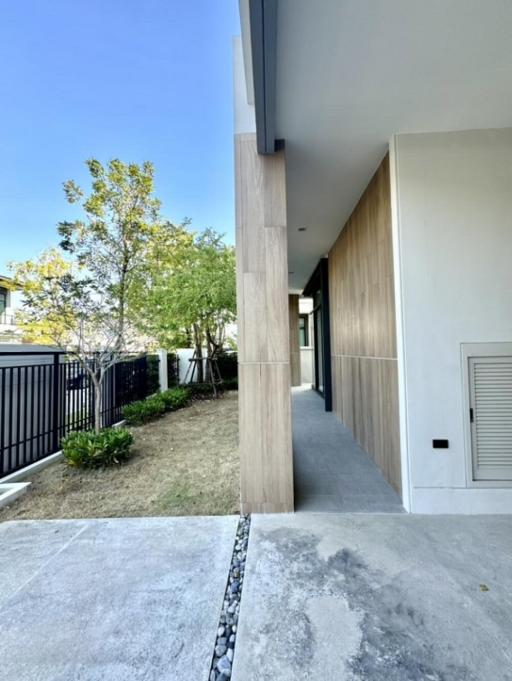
[146,354,160,394]
[160,386,191,411]
[62,428,133,469]
[188,382,215,399]
[223,377,238,391]
[216,351,238,380]
[122,395,166,425]
[167,352,180,387]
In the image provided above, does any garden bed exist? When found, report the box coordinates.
[0,391,239,521]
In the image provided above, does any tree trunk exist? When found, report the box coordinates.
[93,380,102,434]
[91,366,104,435]
[193,323,204,383]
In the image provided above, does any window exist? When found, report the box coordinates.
[299,314,309,347]
[0,287,6,315]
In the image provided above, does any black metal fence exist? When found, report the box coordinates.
[0,352,150,477]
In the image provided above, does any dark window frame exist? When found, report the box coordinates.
[0,287,7,315]
[302,258,332,412]
[299,313,309,347]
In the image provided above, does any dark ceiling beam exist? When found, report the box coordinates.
[249,0,277,154]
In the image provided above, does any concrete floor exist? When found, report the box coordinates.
[292,388,403,512]
[3,513,512,680]
[0,516,237,681]
[232,513,512,681]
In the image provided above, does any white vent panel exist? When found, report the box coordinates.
[469,356,512,481]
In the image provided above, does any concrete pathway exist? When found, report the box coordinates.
[233,513,512,681]
[3,513,512,680]
[292,388,403,512]
[0,516,237,681]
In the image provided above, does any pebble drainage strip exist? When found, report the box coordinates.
[209,514,250,681]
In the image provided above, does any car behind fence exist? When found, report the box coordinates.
[0,351,150,477]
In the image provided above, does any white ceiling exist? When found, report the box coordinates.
[276,0,512,290]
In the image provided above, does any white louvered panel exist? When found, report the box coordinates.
[470,357,512,481]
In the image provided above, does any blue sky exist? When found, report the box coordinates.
[0,0,240,272]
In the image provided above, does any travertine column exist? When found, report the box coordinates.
[288,294,301,387]
[235,132,294,513]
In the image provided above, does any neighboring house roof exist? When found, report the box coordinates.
[0,343,65,353]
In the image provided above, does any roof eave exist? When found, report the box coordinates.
[248,0,277,154]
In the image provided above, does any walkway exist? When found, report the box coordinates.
[233,512,512,680]
[2,514,512,680]
[292,388,403,512]
[0,516,237,681]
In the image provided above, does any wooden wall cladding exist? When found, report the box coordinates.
[235,132,294,513]
[328,154,401,495]
[288,294,301,386]
[331,355,401,494]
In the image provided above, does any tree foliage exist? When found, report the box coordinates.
[10,248,75,345]
[11,156,237,427]
[10,159,163,433]
[131,228,236,374]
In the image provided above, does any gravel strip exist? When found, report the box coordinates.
[209,515,250,681]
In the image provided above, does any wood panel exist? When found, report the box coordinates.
[328,154,401,495]
[288,294,301,386]
[329,155,396,359]
[238,362,294,513]
[235,132,294,513]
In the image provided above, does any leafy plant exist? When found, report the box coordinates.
[216,351,238,380]
[160,386,191,411]
[122,395,166,425]
[223,377,238,391]
[167,352,180,387]
[62,428,133,468]
[146,354,160,394]
[188,382,215,399]
[132,228,236,383]
[11,158,165,433]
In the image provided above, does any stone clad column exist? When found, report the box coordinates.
[235,132,294,513]
[288,294,301,387]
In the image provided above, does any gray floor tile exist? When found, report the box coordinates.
[292,388,403,513]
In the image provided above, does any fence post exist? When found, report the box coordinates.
[157,349,168,392]
[110,361,115,425]
[51,353,60,452]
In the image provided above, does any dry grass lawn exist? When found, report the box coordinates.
[0,391,239,521]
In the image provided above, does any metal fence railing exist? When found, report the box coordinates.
[0,352,149,478]
[0,312,16,326]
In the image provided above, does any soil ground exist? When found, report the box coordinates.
[0,391,239,521]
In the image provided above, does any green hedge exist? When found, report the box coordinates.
[187,379,238,397]
[167,352,180,387]
[188,382,215,399]
[122,395,166,425]
[62,428,134,469]
[146,354,160,394]
[160,386,191,411]
[223,377,238,391]
[121,380,237,428]
[216,351,238,380]
[122,387,191,425]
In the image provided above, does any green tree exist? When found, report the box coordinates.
[9,248,75,345]
[133,228,236,383]
[11,159,163,433]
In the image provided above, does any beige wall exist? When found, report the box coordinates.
[328,154,401,495]
[235,132,294,513]
[288,294,301,386]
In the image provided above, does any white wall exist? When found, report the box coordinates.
[298,297,314,385]
[393,128,512,513]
